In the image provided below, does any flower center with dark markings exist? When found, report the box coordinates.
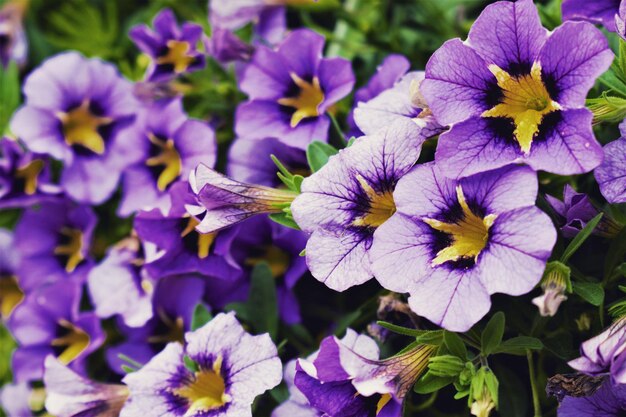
[156,40,195,73]
[174,356,231,414]
[54,227,84,273]
[277,72,325,128]
[58,100,112,155]
[51,319,90,365]
[353,175,396,228]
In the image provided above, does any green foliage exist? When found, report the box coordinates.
[560,213,603,263]
[0,61,20,135]
[191,303,213,331]
[492,336,544,356]
[481,311,505,356]
[572,281,605,306]
[306,141,338,173]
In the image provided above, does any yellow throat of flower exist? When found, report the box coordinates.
[277,72,325,128]
[51,319,90,365]
[424,186,496,267]
[481,62,560,154]
[54,227,85,273]
[146,133,183,191]
[156,40,195,74]
[0,276,24,317]
[175,356,231,416]
[180,216,216,259]
[353,175,396,228]
[58,100,113,155]
[15,159,44,195]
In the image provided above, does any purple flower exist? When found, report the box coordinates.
[10,52,141,204]
[291,123,425,291]
[616,2,626,40]
[209,0,287,45]
[569,320,626,385]
[43,356,129,417]
[121,312,282,417]
[207,28,254,64]
[7,280,105,382]
[87,236,155,328]
[370,163,556,331]
[236,29,354,150]
[0,0,27,67]
[14,200,96,292]
[272,360,320,417]
[562,0,621,32]
[130,8,206,82]
[294,329,403,417]
[0,228,23,319]
[0,382,36,416]
[595,137,626,204]
[118,98,217,216]
[558,379,626,416]
[422,0,613,178]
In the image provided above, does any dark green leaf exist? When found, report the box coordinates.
[413,372,455,394]
[183,355,199,373]
[561,213,603,263]
[572,281,605,306]
[0,61,20,135]
[191,303,212,331]
[269,212,301,230]
[306,141,338,172]
[376,320,422,337]
[443,331,467,360]
[493,336,544,356]
[481,312,505,356]
[247,262,279,339]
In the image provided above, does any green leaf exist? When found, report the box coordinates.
[428,355,465,377]
[268,212,301,230]
[561,213,603,263]
[443,331,467,360]
[481,312,505,356]
[306,141,338,172]
[191,303,212,331]
[598,68,626,98]
[413,372,455,394]
[247,262,279,339]
[572,281,605,306]
[0,61,20,135]
[376,320,422,337]
[493,336,544,356]
[183,355,199,373]
[414,330,445,346]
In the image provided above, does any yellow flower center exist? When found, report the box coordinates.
[424,186,497,267]
[156,40,195,74]
[352,175,396,228]
[180,216,216,259]
[481,62,560,154]
[15,159,44,195]
[0,276,24,317]
[277,73,325,128]
[58,100,113,155]
[146,133,182,192]
[51,319,90,365]
[245,246,291,277]
[175,356,231,416]
[54,227,85,273]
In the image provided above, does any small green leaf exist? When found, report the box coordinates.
[415,330,445,346]
[121,365,137,374]
[443,331,467,360]
[561,213,603,263]
[481,312,505,356]
[269,212,301,230]
[191,303,212,331]
[428,355,465,377]
[413,372,455,394]
[248,262,279,339]
[572,281,605,306]
[0,61,20,135]
[376,320,422,337]
[493,336,544,356]
[306,141,338,172]
[183,355,199,373]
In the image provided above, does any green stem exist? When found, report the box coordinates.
[527,350,542,417]
[328,112,347,148]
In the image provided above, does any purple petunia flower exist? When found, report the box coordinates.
[0,0,27,68]
[370,163,556,331]
[207,27,254,65]
[272,359,320,417]
[0,137,61,209]
[118,98,217,216]
[7,280,105,382]
[291,123,426,291]
[43,356,130,417]
[14,200,96,292]
[130,8,206,82]
[236,29,354,150]
[10,52,141,204]
[121,312,282,417]
[422,0,613,179]
[569,320,626,385]
[595,137,626,204]
[562,0,621,32]
[558,379,626,416]
[0,228,23,319]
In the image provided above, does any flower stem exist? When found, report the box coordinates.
[328,112,347,148]
[527,350,542,417]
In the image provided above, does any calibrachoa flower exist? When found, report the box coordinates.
[118,98,217,216]
[130,8,206,82]
[0,0,27,67]
[558,380,626,416]
[532,262,570,318]
[421,0,613,178]
[236,29,354,149]
[121,312,282,417]
[0,382,37,416]
[0,228,22,319]
[0,137,61,208]
[562,0,621,32]
[294,329,403,417]
[207,28,254,65]
[595,137,626,204]
[7,280,105,382]
[10,52,141,204]
[43,356,129,417]
[291,123,425,291]
[569,319,626,385]
[370,163,556,331]
[14,200,96,292]
[272,359,320,417]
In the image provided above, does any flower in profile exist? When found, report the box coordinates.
[130,8,206,82]
[43,356,129,417]
[0,0,28,67]
[0,228,23,319]
[532,262,570,317]
[0,137,61,209]
[370,163,556,331]
[562,0,621,32]
[421,0,612,178]
[10,52,141,204]
[569,320,626,385]
[207,28,254,64]
[595,137,626,204]
[14,200,96,292]
[236,29,354,149]
[557,379,626,416]
[118,98,216,216]
[121,312,282,417]
[190,163,298,234]
[291,123,425,291]
[7,280,105,382]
